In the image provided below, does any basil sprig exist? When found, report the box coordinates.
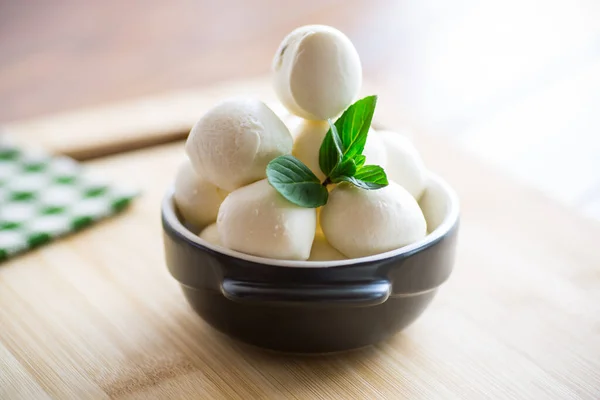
[267,95,388,208]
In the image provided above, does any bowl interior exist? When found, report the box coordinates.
[162,173,459,268]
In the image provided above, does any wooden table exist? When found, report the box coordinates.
[1,78,599,399]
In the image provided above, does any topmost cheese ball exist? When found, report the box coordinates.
[272,25,362,121]
[185,97,293,192]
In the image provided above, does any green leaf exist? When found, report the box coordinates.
[266,155,329,208]
[330,158,356,181]
[336,95,378,161]
[328,119,344,156]
[334,176,387,190]
[319,96,377,176]
[319,120,343,177]
[335,165,389,190]
[355,165,388,184]
[354,154,366,168]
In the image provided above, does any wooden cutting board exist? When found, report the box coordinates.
[1,78,600,400]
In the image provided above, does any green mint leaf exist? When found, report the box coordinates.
[319,120,343,177]
[335,165,389,190]
[354,154,366,168]
[330,158,357,183]
[316,95,382,193]
[319,96,377,177]
[266,155,329,208]
[355,165,389,185]
[336,95,377,161]
[328,119,345,155]
[335,175,387,190]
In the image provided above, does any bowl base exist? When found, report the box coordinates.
[181,286,437,354]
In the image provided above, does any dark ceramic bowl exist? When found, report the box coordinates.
[161,173,459,353]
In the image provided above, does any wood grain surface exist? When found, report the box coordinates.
[1,80,600,399]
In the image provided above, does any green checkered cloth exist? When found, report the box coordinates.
[0,136,137,262]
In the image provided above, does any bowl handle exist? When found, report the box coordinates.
[221,279,391,307]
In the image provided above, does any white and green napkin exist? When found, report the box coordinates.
[0,136,137,262]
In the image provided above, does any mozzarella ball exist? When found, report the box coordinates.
[268,101,303,137]
[362,129,388,168]
[378,130,427,200]
[174,159,227,231]
[185,97,293,192]
[292,120,387,181]
[267,100,290,121]
[418,177,448,234]
[309,231,346,261]
[217,179,316,260]
[316,207,323,234]
[286,116,304,139]
[199,223,221,246]
[320,182,427,258]
[273,25,362,120]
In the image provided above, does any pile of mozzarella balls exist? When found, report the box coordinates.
[175,25,429,261]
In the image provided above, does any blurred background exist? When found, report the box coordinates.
[1,0,599,221]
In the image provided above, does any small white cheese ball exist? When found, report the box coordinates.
[418,177,448,234]
[267,100,290,121]
[273,25,362,120]
[316,207,323,234]
[198,223,221,246]
[378,130,427,200]
[185,97,293,192]
[292,120,387,181]
[267,101,303,137]
[174,159,227,231]
[362,130,388,168]
[320,182,427,258]
[309,231,346,261]
[217,179,316,260]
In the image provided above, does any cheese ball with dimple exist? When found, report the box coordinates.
[185,97,293,192]
[199,223,221,246]
[273,25,362,120]
[174,159,227,231]
[217,179,316,260]
[292,120,387,181]
[320,182,427,258]
[378,130,427,200]
[309,231,346,261]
